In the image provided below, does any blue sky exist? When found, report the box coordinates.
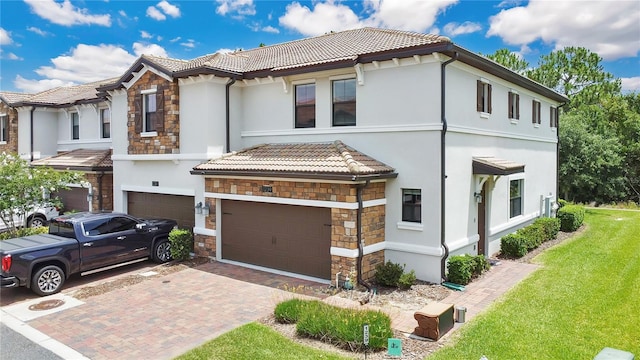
[1,0,639,94]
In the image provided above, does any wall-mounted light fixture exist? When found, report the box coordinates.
[195,202,203,214]
[203,202,210,216]
[474,192,482,203]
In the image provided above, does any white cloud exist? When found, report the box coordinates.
[27,27,51,37]
[146,6,166,21]
[217,48,235,54]
[157,1,181,18]
[443,21,481,36]
[6,53,22,60]
[279,0,458,36]
[24,0,111,27]
[488,0,640,60]
[0,28,12,45]
[170,36,182,43]
[132,42,168,57]
[216,0,256,17]
[262,26,279,34]
[14,75,73,93]
[621,77,640,92]
[181,40,196,49]
[140,31,153,39]
[119,10,127,17]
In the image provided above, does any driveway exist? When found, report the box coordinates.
[1,260,328,360]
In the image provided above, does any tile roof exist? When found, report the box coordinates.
[31,148,113,171]
[472,156,525,176]
[0,91,32,104]
[193,141,396,179]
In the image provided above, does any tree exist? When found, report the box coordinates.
[0,153,84,236]
[483,48,529,75]
[526,47,621,109]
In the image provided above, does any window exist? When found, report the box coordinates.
[508,91,520,120]
[144,93,157,132]
[532,100,541,125]
[550,107,558,128]
[332,78,356,126]
[101,108,111,138]
[83,216,137,236]
[509,179,523,218]
[476,80,492,114]
[0,115,7,142]
[402,189,421,223]
[71,112,79,140]
[134,88,164,134]
[295,83,316,128]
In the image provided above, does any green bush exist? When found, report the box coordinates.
[0,226,48,241]
[447,255,474,285]
[397,270,416,290]
[518,222,545,250]
[473,255,490,274]
[557,205,585,232]
[501,233,528,258]
[274,298,311,324]
[168,228,193,261]
[557,199,568,208]
[374,261,404,287]
[534,217,561,241]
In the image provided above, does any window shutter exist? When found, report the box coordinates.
[487,84,492,114]
[5,117,9,142]
[155,87,165,132]
[508,93,513,118]
[134,92,142,133]
[476,80,483,112]
[532,100,536,124]
[516,94,520,119]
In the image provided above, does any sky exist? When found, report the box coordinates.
[0,0,639,94]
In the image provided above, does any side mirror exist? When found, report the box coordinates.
[135,223,148,232]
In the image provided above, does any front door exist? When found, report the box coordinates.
[477,182,488,256]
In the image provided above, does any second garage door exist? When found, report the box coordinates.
[55,187,89,213]
[127,192,194,229]
[221,200,332,279]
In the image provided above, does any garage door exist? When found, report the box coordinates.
[55,187,89,213]
[221,200,331,279]
[127,192,194,229]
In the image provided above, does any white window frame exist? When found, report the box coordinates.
[293,81,316,129]
[331,76,357,127]
[532,99,541,128]
[0,114,7,143]
[508,90,519,124]
[141,88,158,136]
[71,112,80,140]
[478,78,492,119]
[509,174,525,219]
[100,107,111,139]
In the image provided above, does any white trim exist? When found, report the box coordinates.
[510,118,519,125]
[479,112,490,119]
[140,131,158,138]
[385,242,444,257]
[396,222,424,231]
[141,87,158,94]
[242,123,442,138]
[121,185,195,196]
[329,74,356,81]
[57,139,112,146]
[489,210,540,236]
[508,172,525,181]
[205,191,385,209]
[480,77,491,84]
[448,124,557,143]
[330,241,386,258]
[112,153,211,162]
[447,234,480,253]
[217,259,331,284]
[193,227,216,237]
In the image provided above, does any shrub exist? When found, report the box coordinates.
[557,205,585,232]
[473,255,490,274]
[168,228,193,261]
[0,226,48,241]
[534,217,561,241]
[274,298,311,324]
[374,261,404,287]
[518,222,545,250]
[447,255,474,285]
[397,270,416,290]
[501,233,528,258]
[557,199,568,208]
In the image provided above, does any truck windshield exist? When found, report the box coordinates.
[49,221,76,239]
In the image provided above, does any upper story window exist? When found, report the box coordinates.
[550,106,559,128]
[134,87,165,135]
[144,93,157,132]
[402,189,422,223]
[71,112,79,140]
[295,83,316,128]
[508,91,520,120]
[101,108,111,138]
[532,100,541,126]
[509,179,523,218]
[332,78,356,126]
[0,115,7,143]
[476,80,492,115]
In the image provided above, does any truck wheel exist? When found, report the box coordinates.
[28,215,47,228]
[32,265,65,296]
[153,238,172,263]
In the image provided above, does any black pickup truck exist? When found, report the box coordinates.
[0,212,177,296]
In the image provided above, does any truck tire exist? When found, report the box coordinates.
[28,215,47,228]
[152,238,172,263]
[32,265,65,296]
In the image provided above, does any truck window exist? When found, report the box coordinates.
[83,218,111,236]
[49,221,76,238]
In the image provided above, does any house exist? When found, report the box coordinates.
[0,80,114,212]
[2,27,567,285]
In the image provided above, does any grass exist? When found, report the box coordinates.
[174,322,353,360]
[428,208,640,360]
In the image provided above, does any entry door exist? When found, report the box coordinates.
[477,182,488,256]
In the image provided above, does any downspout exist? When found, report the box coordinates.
[440,52,458,282]
[97,172,104,211]
[356,180,372,292]
[30,106,35,162]
[225,78,236,153]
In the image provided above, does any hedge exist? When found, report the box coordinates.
[557,205,585,232]
[500,217,562,258]
[447,254,490,285]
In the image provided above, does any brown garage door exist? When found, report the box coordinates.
[221,200,331,279]
[127,192,194,229]
[55,187,89,213]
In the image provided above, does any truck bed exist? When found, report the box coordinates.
[0,234,77,254]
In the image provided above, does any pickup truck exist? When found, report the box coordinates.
[0,212,177,296]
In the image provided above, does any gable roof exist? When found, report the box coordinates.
[30,148,113,171]
[191,140,398,181]
[1,78,117,108]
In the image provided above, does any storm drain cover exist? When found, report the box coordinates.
[29,299,65,311]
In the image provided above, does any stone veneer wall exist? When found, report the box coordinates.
[0,102,19,154]
[84,173,114,212]
[197,178,387,282]
[127,72,180,154]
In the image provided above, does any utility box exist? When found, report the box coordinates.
[593,347,635,360]
[413,302,454,340]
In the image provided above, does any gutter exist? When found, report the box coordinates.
[225,78,236,153]
[356,180,372,292]
[440,52,458,282]
[30,106,35,162]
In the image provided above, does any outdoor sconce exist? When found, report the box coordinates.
[474,192,482,203]
[203,202,210,216]
[195,202,203,214]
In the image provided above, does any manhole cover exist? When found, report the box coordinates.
[29,299,65,311]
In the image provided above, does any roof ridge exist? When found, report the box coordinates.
[333,140,361,174]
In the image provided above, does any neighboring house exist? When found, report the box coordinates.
[2,27,567,284]
[0,79,115,213]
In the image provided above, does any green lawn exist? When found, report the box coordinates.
[428,208,640,360]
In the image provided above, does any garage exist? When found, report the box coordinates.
[55,187,89,213]
[127,192,194,229]
[221,200,332,279]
